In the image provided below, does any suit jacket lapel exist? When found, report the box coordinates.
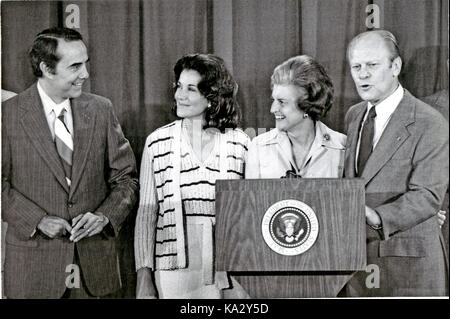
[19,85,69,193]
[344,103,366,178]
[361,91,415,185]
[69,97,96,198]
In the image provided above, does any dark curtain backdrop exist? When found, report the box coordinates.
[2,0,448,162]
[1,0,448,297]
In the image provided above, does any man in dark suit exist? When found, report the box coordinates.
[2,27,138,298]
[343,30,448,296]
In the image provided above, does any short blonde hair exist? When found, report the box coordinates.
[271,55,334,121]
[347,29,400,62]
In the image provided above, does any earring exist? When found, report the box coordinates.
[207,102,211,108]
[303,113,309,119]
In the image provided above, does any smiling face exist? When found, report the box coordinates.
[43,39,89,104]
[174,69,209,120]
[270,84,308,132]
[349,34,401,104]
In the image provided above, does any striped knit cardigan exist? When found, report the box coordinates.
[135,120,250,270]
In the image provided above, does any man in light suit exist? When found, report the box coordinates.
[343,30,448,296]
[1,27,138,298]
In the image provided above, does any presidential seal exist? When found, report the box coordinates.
[261,199,319,256]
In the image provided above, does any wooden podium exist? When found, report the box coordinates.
[215,178,366,298]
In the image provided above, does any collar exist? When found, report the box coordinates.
[262,121,344,150]
[37,81,71,116]
[367,84,404,122]
[314,121,345,150]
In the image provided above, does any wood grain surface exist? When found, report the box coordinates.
[215,178,366,297]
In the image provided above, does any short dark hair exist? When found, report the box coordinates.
[29,27,84,78]
[173,53,240,132]
[271,55,334,121]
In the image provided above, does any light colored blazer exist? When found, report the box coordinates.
[246,121,346,179]
[2,84,138,298]
[344,89,449,296]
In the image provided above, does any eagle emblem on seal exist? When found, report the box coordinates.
[275,212,305,243]
[261,199,319,256]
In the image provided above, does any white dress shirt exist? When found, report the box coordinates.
[37,81,73,140]
[355,85,404,174]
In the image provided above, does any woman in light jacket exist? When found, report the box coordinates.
[246,55,445,274]
[246,55,345,179]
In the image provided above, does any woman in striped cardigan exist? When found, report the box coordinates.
[135,54,250,299]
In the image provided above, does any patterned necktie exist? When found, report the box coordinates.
[357,106,377,177]
[54,109,73,186]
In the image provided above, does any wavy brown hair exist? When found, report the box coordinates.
[173,53,240,132]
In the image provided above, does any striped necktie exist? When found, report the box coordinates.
[54,108,73,186]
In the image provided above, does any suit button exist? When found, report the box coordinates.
[68,202,74,208]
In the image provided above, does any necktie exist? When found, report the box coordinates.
[54,109,73,186]
[357,106,377,176]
